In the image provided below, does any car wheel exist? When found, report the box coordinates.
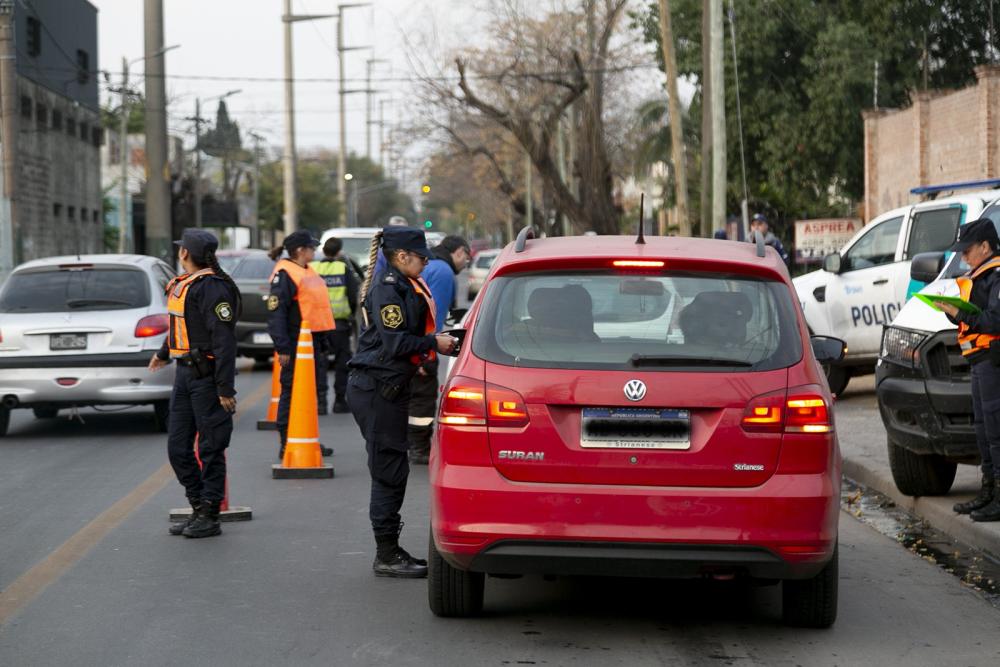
[887,437,957,496]
[824,364,850,396]
[32,407,59,419]
[152,401,170,433]
[428,531,484,617]
[0,407,9,437]
[782,543,838,628]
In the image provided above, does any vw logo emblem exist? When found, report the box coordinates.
[624,380,647,402]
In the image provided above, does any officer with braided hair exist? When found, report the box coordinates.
[149,229,241,539]
[348,226,457,577]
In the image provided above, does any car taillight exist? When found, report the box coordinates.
[135,314,169,338]
[741,386,832,434]
[439,377,529,428]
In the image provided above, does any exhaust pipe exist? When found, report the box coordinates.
[2,395,19,409]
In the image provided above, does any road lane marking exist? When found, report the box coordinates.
[0,374,271,626]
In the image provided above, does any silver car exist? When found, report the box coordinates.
[0,254,177,436]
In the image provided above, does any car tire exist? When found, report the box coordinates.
[0,407,9,437]
[32,407,59,419]
[152,401,170,433]
[824,364,850,396]
[428,531,484,617]
[782,543,838,628]
[887,437,957,496]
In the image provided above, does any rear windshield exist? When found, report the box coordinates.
[472,271,802,372]
[0,268,151,313]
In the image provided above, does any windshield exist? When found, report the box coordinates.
[941,204,1000,278]
[472,271,802,371]
[340,237,375,268]
[0,268,151,313]
[215,255,243,273]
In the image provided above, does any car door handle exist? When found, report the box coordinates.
[872,278,889,286]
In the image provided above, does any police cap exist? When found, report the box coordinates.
[284,229,321,251]
[382,226,432,259]
[949,218,1000,252]
[173,228,219,263]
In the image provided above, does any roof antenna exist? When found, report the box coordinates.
[636,193,646,245]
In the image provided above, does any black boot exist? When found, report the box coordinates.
[970,479,1000,522]
[320,444,334,457]
[183,501,222,538]
[169,499,201,536]
[373,534,428,578]
[954,472,995,514]
[332,396,349,414]
[278,430,287,461]
[317,395,328,416]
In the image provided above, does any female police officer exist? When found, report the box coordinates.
[266,230,337,459]
[148,229,241,539]
[348,226,457,578]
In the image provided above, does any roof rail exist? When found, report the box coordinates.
[751,229,766,258]
[910,178,1000,197]
[514,226,536,253]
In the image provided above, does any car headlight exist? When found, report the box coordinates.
[881,326,928,368]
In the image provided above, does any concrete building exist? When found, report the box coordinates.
[862,65,1000,222]
[8,0,101,262]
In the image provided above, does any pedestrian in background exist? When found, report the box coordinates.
[936,219,1000,522]
[266,231,336,458]
[408,235,470,465]
[311,237,358,414]
[749,213,790,263]
[149,229,240,539]
[347,226,457,578]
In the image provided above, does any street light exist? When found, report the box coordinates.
[192,88,242,228]
[117,44,180,253]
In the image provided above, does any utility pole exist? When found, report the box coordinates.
[118,57,131,252]
[0,0,15,279]
[657,0,690,237]
[336,3,371,227]
[377,99,387,172]
[700,0,712,238]
[708,0,726,236]
[365,58,386,160]
[249,132,264,248]
[144,0,172,259]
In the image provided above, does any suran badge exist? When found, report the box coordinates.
[380,304,403,329]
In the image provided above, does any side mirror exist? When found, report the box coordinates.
[822,253,842,274]
[910,251,947,284]
[811,335,847,364]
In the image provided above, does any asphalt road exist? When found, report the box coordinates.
[1,364,998,666]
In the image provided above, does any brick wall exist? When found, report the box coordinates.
[864,65,1000,222]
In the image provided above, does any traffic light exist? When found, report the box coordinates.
[424,220,434,229]
[421,184,431,194]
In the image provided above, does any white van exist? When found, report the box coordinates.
[320,227,444,275]
[794,189,1000,394]
[876,199,1000,497]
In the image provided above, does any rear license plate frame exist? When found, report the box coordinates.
[580,407,691,450]
[50,333,87,351]
[252,331,273,345]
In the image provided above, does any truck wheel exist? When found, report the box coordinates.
[152,401,170,433]
[32,407,59,419]
[887,437,956,496]
[428,531,484,617]
[0,407,9,437]
[782,543,838,628]
[824,364,850,396]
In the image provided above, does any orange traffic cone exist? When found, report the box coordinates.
[169,435,252,522]
[272,322,334,479]
[256,353,281,431]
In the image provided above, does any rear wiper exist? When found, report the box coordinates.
[629,354,753,367]
[65,298,133,308]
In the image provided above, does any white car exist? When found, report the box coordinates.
[0,254,177,436]
[467,248,501,299]
[794,189,1000,394]
[320,226,444,275]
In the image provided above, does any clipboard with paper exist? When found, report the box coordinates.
[914,293,982,315]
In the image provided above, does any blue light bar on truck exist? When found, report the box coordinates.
[910,178,1000,196]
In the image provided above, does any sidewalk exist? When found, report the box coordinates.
[835,374,1000,558]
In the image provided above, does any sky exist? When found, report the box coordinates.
[89,0,480,174]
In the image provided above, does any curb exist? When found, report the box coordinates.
[842,455,1000,559]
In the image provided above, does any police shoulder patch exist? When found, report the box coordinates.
[272,274,281,285]
[380,304,404,329]
[215,302,234,322]
[267,295,279,311]
[382,273,397,284]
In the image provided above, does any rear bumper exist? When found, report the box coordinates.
[0,358,174,406]
[431,465,839,581]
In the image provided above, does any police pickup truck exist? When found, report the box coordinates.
[876,198,1000,497]
[794,188,1000,395]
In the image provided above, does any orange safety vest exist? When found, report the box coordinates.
[166,268,215,358]
[957,257,1000,357]
[269,259,336,333]
[408,276,437,365]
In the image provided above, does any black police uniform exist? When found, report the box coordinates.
[945,219,1000,521]
[347,228,437,577]
[158,230,239,538]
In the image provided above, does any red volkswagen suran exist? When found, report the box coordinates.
[429,230,844,628]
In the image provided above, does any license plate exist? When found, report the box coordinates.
[581,407,691,450]
[50,333,87,351]
[252,332,273,345]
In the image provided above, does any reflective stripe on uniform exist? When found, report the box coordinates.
[408,416,435,426]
